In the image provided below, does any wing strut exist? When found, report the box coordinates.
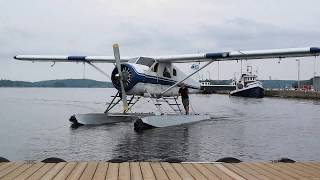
[85,61,112,80]
[160,60,214,96]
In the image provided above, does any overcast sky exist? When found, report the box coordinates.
[1,0,320,81]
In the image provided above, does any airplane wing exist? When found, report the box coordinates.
[14,55,131,63]
[153,47,320,63]
[14,47,320,63]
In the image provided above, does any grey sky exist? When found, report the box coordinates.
[1,0,320,81]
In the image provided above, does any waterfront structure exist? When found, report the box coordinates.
[314,76,320,91]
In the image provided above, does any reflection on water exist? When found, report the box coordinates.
[112,126,190,161]
[0,88,320,162]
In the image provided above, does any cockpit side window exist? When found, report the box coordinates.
[135,57,155,67]
[163,67,171,78]
[153,63,159,72]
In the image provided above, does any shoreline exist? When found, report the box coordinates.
[205,89,320,100]
[265,89,320,99]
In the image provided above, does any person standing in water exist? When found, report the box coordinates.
[178,83,189,115]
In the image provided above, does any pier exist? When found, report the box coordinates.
[1,161,320,179]
[265,89,320,99]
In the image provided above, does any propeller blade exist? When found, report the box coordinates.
[113,43,129,113]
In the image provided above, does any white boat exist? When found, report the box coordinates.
[230,66,264,98]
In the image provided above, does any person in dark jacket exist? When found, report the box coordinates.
[178,83,189,115]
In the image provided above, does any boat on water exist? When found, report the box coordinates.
[230,66,264,98]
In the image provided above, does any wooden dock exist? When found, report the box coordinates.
[1,162,320,179]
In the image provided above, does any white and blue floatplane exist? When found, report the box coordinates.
[14,45,320,131]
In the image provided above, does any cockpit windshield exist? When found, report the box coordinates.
[135,57,155,67]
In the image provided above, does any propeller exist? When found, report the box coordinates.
[113,44,129,113]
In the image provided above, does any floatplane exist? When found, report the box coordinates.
[14,45,320,131]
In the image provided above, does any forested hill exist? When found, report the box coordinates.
[0,79,113,88]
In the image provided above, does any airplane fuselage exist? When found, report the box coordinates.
[111,58,200,97]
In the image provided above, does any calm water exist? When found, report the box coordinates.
[0,88,319,162]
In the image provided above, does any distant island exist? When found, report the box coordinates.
[0,78,313,89]
[0,79,114,88]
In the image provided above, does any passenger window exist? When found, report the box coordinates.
[173,69,177,76]
[163,67,171,78]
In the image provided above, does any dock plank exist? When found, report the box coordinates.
[245,163,286,180]
[2,161,320,179]
[130,162,143,180]
[300,162,320,171]
[251,163,294,179]
[191,164,219,180]
[233,163,270,180]
[262,163,306,179]
[79,161,98,180]
[53,162,77,180]
[171,163,194,180]
[105,163,119,180]
[222,163,259,179]
[140,162,156,180]
[119,162,130,180]
[182,163,207,180]
[215,163,246,180]
[150,162,169,180]
[203,164,233,180]
[1,163,33,179]
[15,162,45,180]
[0,162,24,178]
[0,162,14,172]
[280,163,319,178]
[297,163,320,176]
[66,162,87,180]
[160,162,181,180]
[27,163,56,180]
[40,162,66,180]
[308,162,320,169]
[92,162,108,180]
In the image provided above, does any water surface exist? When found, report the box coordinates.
[0,88,319,162]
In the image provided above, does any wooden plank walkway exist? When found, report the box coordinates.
[1,162,320,179]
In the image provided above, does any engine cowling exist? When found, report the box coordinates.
[111,63,137,92]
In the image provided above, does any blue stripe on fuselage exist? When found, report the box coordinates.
[112,64,199,91]
[129,65,199,90]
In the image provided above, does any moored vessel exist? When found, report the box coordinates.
[230,66,264,98]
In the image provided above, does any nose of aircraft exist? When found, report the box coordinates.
[111,63,135,91]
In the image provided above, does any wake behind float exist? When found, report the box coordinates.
[134,113,211,131]
[70,112,211,132]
